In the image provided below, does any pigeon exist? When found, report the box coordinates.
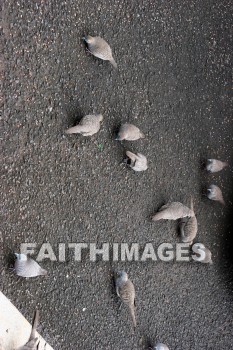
[206,159,228,173]
[83,35,117,68]
[116,123,145,141]
[115,271,136,328]
[207,184,225,205]
[17,310,40,350]
[65,114,103,136]
[126,151,148,172]
[154,343,169,350]
[152,202,194,221]
[180,197,197,245]
[14,253,47,278]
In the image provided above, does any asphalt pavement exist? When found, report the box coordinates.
[1,0,233,349]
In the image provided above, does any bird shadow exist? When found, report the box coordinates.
[146,338,155,349]
[81,34,87,46]
[200,184,209,203]
[149,198,167,221]
[200,156,207,171]
[109,126,130,166]
[112,122,121,140]
[61,99,84,129]
[110,271,120,307]
[198,155,210,201]
[2,244,16,268]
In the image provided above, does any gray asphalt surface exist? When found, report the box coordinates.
[1,0,233,349]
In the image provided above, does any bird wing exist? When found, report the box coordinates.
[119,280,135,305]
[89,37,112,60]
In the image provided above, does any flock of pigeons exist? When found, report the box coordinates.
[11,36,229,350]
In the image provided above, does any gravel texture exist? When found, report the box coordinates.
[1,0,233,349]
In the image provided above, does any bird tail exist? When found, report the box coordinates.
[140,131,145,139]
[65,125,82,134]
[129,305,137,328]
[109,57,117,68]
[29,310,39,341]
[152,212,165,221]
[219,197,225,206]
[40,268,48,276]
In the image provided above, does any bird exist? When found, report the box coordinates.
[17,310,40,350]
[180,197,198,245]
[154,343,170,350]
[152,202,194,221]
[116,123,145,141]
[14,253,47,278]
[83,35,117,68]
[206,159,228,173]
[125,151,148,172]
[207,184,225,205]
[115,271,136,328]
[65,114,103,136]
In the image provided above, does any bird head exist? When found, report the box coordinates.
[15,253,27,261]
[118,271,128,281]
[83,35,94,43]
[115,133,123,141]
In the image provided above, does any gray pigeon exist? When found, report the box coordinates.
[207,184,225,205]
[115,271,136,328]
[14,253,47,278]
[206,159,228,173]
[17,310,39,350]
[180,197,198,245]
[126,151,148,172]
[65,114,103,136]
[116,123,145,141]
[83,35,117,68]
[154,343,169,350]
[152,202,194,221]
